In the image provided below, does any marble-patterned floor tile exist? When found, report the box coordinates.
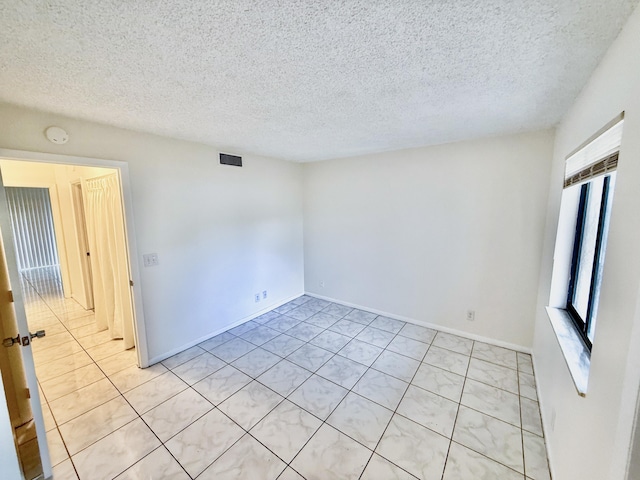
[251,400,322,462]
[35,350,93,381]
[199,433,287,480]
[345,309,377,325]
[360,453,417,480]
[517,352,534,375]
[338,339,383,366]
[521,397,544,436]
[33,339,85,363]
[277,467,306,480]
[356,326,396,348]
[305,298,331,310]
[322,303,354,318]
[397,385,458,438]
[285,322,324,342]
[40,363,106,401]
[209,337,256,363]
[328,319,367,337]
[115,446,190,480]
[370,316,405,334]
[232,347,281,378]
[305,311,340,329]
[161,346,206,369]
[376,414,449,480]
[461,379,521,427]
[241,325,281,346]
[288,304,323,321]
[96,349,138,376]
[371,350,420,383]
[218,381,283,430]
[172,352,226,385]
[165,409,244,478]
[327,392,393,449]
[124,371,188,414]
[253,310,282,324]
[523,431,551,480]
[316,355,368,389]
[452,406,524,473]
[49,378,120,425]
[42,402,56,432]
[398,324,437,344]
[51,458,79,479]
[353,369,408,410]
[432,332,474,355]
[411,363,465,402]
[59,396,138,455]
[443,442,523,480]
[46,428,69,466]
[387,335,429,361]
[76,330,116,350]
[72,418,160,480]
[309,330,351,353]
[228,320,260,336]
[86,340,127,362]
[472,342,518,370]
[198,331,235,352]
[142,388,213,442]
[261,334,305,357]
[109,363,168,393]
[291,424,372,480]
[192,365,252,405]
[288,374,348,420]
[265,315,302,333]
[466,357,519,394]
[519,372,538,401]
[423,346,470,376]
[274,303,295,314]
[258,359,313,396]
[286,343,334,372]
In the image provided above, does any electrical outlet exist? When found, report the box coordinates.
[466,310,475,321]
[143,253,159,267]
[262,290,267,299]
[319,280,325,288]
[255,293,260,302]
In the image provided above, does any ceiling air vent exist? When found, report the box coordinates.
[220,153,242,167]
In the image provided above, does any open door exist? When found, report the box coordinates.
[0,168,51,479]
[71,181,94,310]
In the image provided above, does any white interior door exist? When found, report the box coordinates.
[0,167,51,478]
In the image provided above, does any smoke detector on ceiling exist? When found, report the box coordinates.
[45,126,69,145]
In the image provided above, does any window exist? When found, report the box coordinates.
[561,116,623,352]
[566,173,615,350]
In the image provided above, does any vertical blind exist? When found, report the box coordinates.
[5,187,60,271]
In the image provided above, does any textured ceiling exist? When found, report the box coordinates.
[0,1,637,162]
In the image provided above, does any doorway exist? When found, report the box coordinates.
[0,151,146,479]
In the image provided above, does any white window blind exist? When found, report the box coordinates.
[564,117,624,188]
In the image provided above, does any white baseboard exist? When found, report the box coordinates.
[305,291,532,354]
[147,292,305,365]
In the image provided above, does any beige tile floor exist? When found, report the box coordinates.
[25,267,551,479]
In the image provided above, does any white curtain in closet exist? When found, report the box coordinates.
[85,174,135,350]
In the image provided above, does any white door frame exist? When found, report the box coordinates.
[0,148,150,368]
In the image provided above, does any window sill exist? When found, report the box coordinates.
[545,307,590,397]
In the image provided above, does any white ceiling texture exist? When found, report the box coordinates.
[0,1,637,161]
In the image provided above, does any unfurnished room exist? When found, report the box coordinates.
[0,1,640,480]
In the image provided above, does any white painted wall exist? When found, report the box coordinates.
[532,5,640,480]
[0,103,305,362]
[0,370,22,480]
[303,130,554,348]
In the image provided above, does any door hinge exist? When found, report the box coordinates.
[8,290,13,303]
[25,388,30,399]
[129,280,134,287]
